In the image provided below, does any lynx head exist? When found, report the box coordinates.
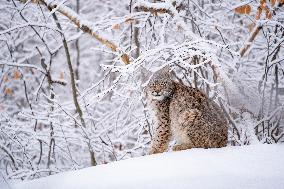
[147,67,174,101]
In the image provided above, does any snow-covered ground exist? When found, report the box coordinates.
[4,144,284,189]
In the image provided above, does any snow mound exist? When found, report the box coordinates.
[11,145,284,189]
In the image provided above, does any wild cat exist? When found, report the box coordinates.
[146,68,228,154]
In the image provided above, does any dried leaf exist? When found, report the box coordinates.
[60,72,64,80]
[121,54,130,65]
[255,6,262,20]
[260,0,266,6]
[270,0,276,6]
[265,9,272,19]
[13,70,21,80]
[234,4,251,14]
[3,75,8,83]
[112,24,120,30]
[4,88,13,95]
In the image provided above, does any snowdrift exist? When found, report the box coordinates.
[10,145,284,189]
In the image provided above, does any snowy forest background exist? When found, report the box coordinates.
[0,0,284,181]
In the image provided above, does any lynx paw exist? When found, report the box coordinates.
[149,149,162,155]
[172,144,192,151]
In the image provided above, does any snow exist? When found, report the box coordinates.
[8,144,284,189]
[134,0,171,10]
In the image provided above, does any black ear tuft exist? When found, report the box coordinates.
[160,65,170,74]
[148,64,172,83]
[159,65,172,79]
[140,66,153,83]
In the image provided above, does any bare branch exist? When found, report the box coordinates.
[240,25,262,57]
[19,0,130,64]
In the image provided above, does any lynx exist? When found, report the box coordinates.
[146,68,228,154]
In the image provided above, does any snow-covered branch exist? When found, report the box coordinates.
[18,0,130,64]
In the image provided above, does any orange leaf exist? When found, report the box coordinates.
[3,75,8,83]
[13,70,21,80]
[234,4,251,15]
[270,0,276,6]
[60,72,64,80]
[112,24,120,30]
[266,9,272,19]
[260,0,266,6]
[121,54,130,65]
[4,88,13,95]
[255,6,262,20]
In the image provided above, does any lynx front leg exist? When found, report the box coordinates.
[171,109,200,152]
[149,124,171,154]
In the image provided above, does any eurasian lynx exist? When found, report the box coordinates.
[146,68,228,154]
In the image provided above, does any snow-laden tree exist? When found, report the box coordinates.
[0,0,283,181]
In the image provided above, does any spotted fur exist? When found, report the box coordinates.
[147,70,228,154]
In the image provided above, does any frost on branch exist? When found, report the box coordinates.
[0,0,284,182]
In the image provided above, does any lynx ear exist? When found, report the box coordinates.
[140,66,153,81]
[158,65,172,78]
[160,65,170,73]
